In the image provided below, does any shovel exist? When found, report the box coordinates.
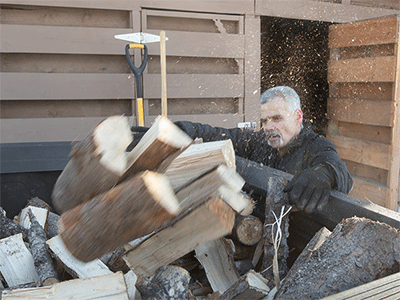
[115,32,168,126]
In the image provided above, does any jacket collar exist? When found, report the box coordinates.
[278,120,313,156]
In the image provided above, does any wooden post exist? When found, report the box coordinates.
[160,30,167,117]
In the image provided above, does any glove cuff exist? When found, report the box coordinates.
[312,163,336,189]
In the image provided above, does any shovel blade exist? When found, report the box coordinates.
[114,32,168,44]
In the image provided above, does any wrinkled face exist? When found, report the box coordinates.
[260,97,303,148]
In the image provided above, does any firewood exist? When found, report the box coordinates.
[123,197,235,276]
[52,115,133,213]
[27,210,59,286]
[195,238,239,293]
[0,209,27,241]
[231,215,263,246]
[26,197,53,211]
[58,171,180,262]
[216,270,270,300]
[44,211,59,239]
[1,272,129,300]
[275,217,400,299]
[122,115,193,181]
[136,266,190,300]
[165,140,236,189]
[262,176,290,286]
[19,206,48,230]
[46,235,112,279]
[124,270,141,300]
[0,233,39,287]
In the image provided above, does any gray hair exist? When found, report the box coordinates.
[259,86,301,112]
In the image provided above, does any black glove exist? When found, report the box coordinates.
[128,126,150,150]
[283,164,334,213]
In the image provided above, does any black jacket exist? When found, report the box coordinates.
[175,120,353,194]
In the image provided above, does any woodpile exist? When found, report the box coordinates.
[1,115,400,299]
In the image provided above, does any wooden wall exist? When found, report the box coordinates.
[327,16,400,210]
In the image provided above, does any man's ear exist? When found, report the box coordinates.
[295,109,303,124]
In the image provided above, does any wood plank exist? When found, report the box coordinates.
[329,15,398,48]
[387,19,400,211]
[0,233,39,288]
[331,82,393,101]
[321,271,400,300]
[144,30,244,58]
[0,0,137,10]
[327,134,390,170]
[328,56,396,83]
[123,197,235,276]
[0,73,134,100]
[344,159,388,186]
[350,177,388,207]
[328,120,391,145]
[255,0,399,23]
[327,98,392,126]
[0,117,135,143]
[46,236,112,278]
[352,0,400,10]
[235,156,400,230]
[1,272,129,300]
[143,74,244,99]
[0,24,133,54]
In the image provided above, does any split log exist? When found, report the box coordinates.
[123,197,235,276]
[19,206,48,230]
[136,266,190,300]
[28,210,59,286]
[44,211,59,239]
[275,217,400,299]
[0,233,39,287]
[195,238,239,293]
[0,209,27,241]
[165,140,236,189]
[262,176,290,287]
[52,115,133,213]
[231,215,263,246]
[46,235,112,279]
[216,270,270,300]
[122,115,193,180]
[124,270,141,300]
[1,271,129,300]
[58,170,180,262]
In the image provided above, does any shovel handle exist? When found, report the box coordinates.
[125,44,148,98]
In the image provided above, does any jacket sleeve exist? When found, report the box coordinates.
[174,120,261,159]
[305,136,353,194]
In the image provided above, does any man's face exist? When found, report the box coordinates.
[260,97,303,148]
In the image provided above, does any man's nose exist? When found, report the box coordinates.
[264,121,275,131]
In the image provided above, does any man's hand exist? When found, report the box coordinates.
[284,165,334,213]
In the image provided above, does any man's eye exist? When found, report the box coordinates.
[272,116,282,122]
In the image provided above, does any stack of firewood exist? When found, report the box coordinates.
[1,115,400,299]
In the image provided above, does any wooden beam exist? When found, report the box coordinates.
[235,156,400,230]
[350,177,388,207]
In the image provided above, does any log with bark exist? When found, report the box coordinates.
[52,115,133,213]
[58,170,180,262]
[231,215,263,246]
[275,217,400,299]
[0,209,27,241]
[27,210,59,286]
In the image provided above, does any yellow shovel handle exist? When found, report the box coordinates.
[137,97,144,127]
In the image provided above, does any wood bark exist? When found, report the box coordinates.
[136,266,190,300]
[122,115,193,181]
[1,272,129,300]
[216,270,270,300]
[58,171,180,262]
[275,217,400,299]
[232,215,263,246]
[123,197,235,276]
[45,211,59,240]
[28,210,59,286]
[52,115,132,214]
[0,209,27,241]
[195,238,239,293]
[262,176,290,286]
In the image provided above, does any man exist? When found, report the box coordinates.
[132,86,353,214]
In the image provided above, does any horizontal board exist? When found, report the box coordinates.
[327,134,390,170]
[1,73,134,100]
[345,159,388,186]
[255,0,399,22]
[350,177,388,207]
[328,121,391,145]
[144,30,245,58]
[0,116,135,143]
[1,24,134,54]
[328,56,396,82]
[352,0,399,10]
[327,98,392,126]
[330,82,393,101]
[329,15,398,48]
[143,74,244,99]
